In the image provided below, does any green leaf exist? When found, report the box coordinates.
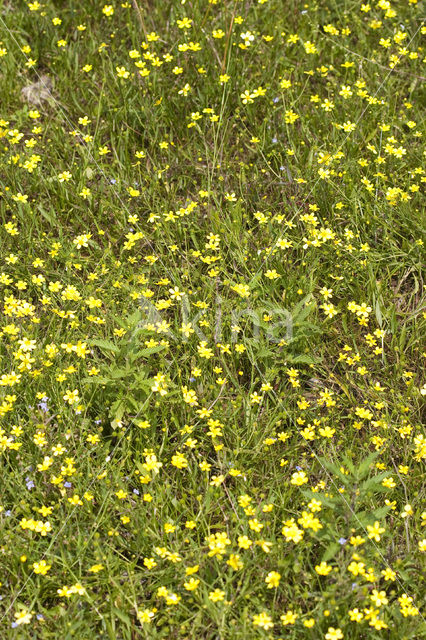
[358,471,389,494]
[301,490,335,508]
[109,368,129,380]
[135,345,166,358]
[81,376,110,385]
[318,457,349,484]
[133,375,154,388]
[109,398,125,422]
[89,339,120,354]
[286,353,319,365]
[356,450,380,480]
[321,542,340,563]
[354,505,390,525]
[126,309,143,329]
[111,606,131,627]
[38,204,57,225]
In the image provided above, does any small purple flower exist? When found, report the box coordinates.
[11,622,18,628]
[64,481,72,488]
[36,614,44,620]
[273,97,279,103]
[295,465,302,471]
[272,137,278,143]
[133,489,140,495]
[338,537,347,545]
[26,477,35,490]
[95,419,102,425]
[110,178,117,184]
[189,377,196,382]
[5,510,12,517]
[38,400,48,412]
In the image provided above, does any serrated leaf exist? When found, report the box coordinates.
[126,309,143,329]
[109,368,129,380]
[371,505,391,520]
[318,457,349,483]
[357,450,380,480]
[133,375,154,388]
[136,345,166,358]
[301,490,335,508]
[359,471,389,494]
[81,376,110,385]
[89,339,119,354]
[354,505,390,525]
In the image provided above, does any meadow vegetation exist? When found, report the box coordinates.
[0,0,425,637]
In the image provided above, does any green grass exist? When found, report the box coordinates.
[0,0,425,637]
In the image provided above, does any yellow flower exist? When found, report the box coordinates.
[33,560,51,575]
[281,610,298,625]
[366,520,385,542]
[238,535,252,549]
[116,66,130,79]
[253,612,274,629]
[265,571,281,588]
[227,554,243,570]
[137,608,155,623]
[284,109,299,123]
[290,470,308,485]
[231,283,250,298]
[58,171,72,182]
[89,564,104,573]
[171,451,188,469]
[265,269,280,279]
[315,561,332,575]
[208,588,225,602]
[184,577,200,590]
[13,609,33,625]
